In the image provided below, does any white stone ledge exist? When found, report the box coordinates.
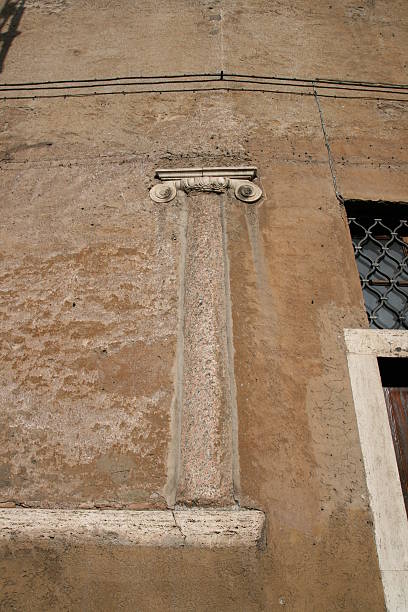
[156,167,257,180]
[0,509,265,549]
[344,329,408,356]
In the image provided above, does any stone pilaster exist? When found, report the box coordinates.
[150,167,262,506]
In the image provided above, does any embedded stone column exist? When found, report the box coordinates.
[150,167,262,506]
[178,191,233,505]
[0,168,266,557]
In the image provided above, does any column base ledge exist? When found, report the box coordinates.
[0,508,266,549]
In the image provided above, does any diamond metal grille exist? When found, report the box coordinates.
[347,205,408,330]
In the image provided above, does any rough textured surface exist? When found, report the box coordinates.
[0,163,179,508]
[1,0,407,83]
[1,0,406,609]
[319,97,408,201]
[176,193,235,506]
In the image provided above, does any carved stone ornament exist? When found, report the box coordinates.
[149,167,262,204]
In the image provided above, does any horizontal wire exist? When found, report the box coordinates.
[0,76,407,97]
[1,86,408,102]
[0,73,219,87]
[224,72,408,90]
[0,77,222,92]
[1,71,408,93]
[222,78,408,96]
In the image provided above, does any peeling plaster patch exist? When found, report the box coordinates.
[24,0,69,13]
[0,167,181,506]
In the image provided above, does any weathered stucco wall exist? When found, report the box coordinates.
[1,0,407,609]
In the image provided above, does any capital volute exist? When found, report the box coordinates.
[149,167,262,204]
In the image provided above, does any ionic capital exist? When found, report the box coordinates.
[149,167,262,204]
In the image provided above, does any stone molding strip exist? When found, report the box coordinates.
[344,329,408,356]
[156,167,257,180]
[150,166,262,204]
[0,508,265,549]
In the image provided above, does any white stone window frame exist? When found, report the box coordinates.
[344,329,408,612]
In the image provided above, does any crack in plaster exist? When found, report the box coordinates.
[313,86,342,202]
[171,509,186,546]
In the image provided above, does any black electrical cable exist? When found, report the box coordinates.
[0,78,408,99]
[0,72,219,87]
[224,72,408,90]
[1,71,408,92]
[1,86,408,102]
[222,78,408,96]
[1,77,407,97]
[0,78,223,92]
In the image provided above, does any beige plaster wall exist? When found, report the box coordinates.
[1,0,407,609]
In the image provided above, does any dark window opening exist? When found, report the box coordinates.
[378,357,408,387]
[378,357,408,517]
[346,200,408,330]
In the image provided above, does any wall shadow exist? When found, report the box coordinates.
[0,0,25,74]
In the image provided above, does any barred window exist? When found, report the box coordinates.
[346,201,408,330]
